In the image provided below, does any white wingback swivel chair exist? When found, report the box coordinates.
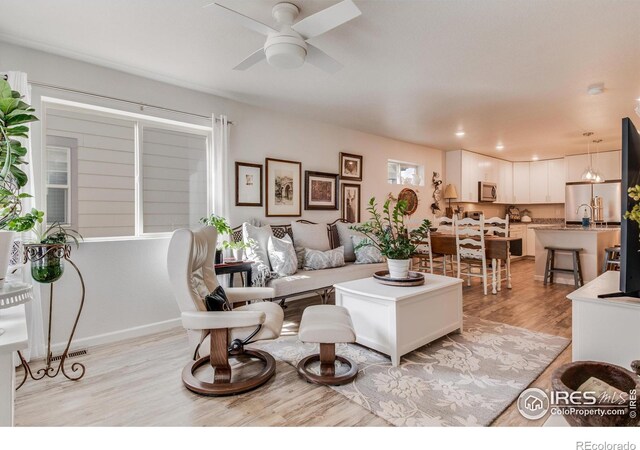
[167,226,283,396]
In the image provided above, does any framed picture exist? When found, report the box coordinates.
[235,162,263,206]
[341,183,361,223]
[265,158,302,217]
[339,152,363,181]
[304,171,339,210]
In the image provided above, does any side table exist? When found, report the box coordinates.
[215,260,253,287]
[0,283,32,426]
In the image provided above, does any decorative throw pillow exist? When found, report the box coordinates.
[336,221,363,262]
[204,286,231,311]
[242,223,273,285]
[303,246,345,271]
[352,235,384,264]
[291,222,331,269]
[267,235,298,276]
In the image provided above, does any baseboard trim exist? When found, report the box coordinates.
[50,317,181,355]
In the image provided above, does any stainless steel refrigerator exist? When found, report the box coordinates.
[565,180,621,224]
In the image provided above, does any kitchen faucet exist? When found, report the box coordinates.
[577,203,593,227]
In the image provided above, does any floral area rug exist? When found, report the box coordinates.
[252,316,569,426]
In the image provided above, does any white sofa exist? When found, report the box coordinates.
[231,220,386,305]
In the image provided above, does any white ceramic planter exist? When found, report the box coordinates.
[387,258,411,279]
[0,230,16,287]
[233,248,244,261]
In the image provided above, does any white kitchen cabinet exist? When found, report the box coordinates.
[547,158,566,203]
[592,150,621,181]
[497,160,513,204]
[566,154,590,182]
[529,161,549,203]
[512,162,530,204]
[461,151,480,202]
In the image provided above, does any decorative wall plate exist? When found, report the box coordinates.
[398,188,418,215]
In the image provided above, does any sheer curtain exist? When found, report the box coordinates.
[213,114,230,220]
[2,71,45,362]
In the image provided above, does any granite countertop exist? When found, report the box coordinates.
[535,225,620,232]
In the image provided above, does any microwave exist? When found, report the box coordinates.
[478,182,497,202]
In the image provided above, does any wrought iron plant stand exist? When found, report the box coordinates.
[17,243,86,388]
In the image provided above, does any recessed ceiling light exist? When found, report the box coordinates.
[455,131,465,137]
[532,155,539,161]
[496,144,504,150]
[587,83,605,95]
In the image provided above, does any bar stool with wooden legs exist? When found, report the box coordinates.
[602,246,621,272]
[297,305,358,386]
[543,247,584,289]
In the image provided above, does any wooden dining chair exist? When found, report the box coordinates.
[485,216,512,291]
[432,216,456,275]
[455,214,490,295]
[412,228,434,274]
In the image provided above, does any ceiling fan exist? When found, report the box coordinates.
[207,0,362,73]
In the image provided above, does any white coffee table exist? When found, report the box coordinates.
[334,274,463,366]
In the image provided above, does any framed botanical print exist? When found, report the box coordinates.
[339,152,363,181]
[341,183,361,223]
[304,171,339,210]
[235,162,263,206]
[265,158,302,217]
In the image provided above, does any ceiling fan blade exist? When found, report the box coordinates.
[233,48,266,70]
[292,0,361,39]
[207,2,278,36]
[306,44,343,73]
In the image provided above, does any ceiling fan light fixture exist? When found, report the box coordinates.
[264,37,307,69]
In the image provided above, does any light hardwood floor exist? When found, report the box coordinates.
[14,259,573,426]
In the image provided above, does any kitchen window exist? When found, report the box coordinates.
[387,160,424,186]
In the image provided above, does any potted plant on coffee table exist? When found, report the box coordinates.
[352,197,431,279]
[222,240,251,262]
[0,78,43,285]
[199,214,233,264]
[24,223,83,284]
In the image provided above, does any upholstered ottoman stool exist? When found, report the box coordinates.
[297,305,358,386]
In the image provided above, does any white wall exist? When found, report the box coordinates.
[0,42,444,350]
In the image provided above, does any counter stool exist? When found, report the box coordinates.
[297,305,358,386]
[602,246,621,272]
[543,247,584,288]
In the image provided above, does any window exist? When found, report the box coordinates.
[141,127,208,233]
[387,160,424,186]
[46,146,71,224]
[44,100,212,239]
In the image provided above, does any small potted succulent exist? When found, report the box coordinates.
[352,197,431,279]
[25,223,83,283]
[199,214,233,264]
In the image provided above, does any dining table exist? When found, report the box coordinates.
[419,232,523,294]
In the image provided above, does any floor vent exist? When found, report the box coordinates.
[51,349,87,362]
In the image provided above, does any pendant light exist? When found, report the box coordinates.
[592,139,604,183]
[580,132,595,182]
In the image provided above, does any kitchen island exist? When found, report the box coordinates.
[533,226,620,285]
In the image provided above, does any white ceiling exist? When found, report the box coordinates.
[1,0,639,160]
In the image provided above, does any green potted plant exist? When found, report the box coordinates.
[222,240,251,261]
[0,78,42,285]
[199,214,233,264]
[352,197,431,279]
[624,185,640,245]
[24,223,83,283]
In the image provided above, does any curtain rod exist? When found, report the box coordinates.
[27,80,235,125]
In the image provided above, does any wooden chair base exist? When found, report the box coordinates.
[182,349,276,396]
[297,350,358,386]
